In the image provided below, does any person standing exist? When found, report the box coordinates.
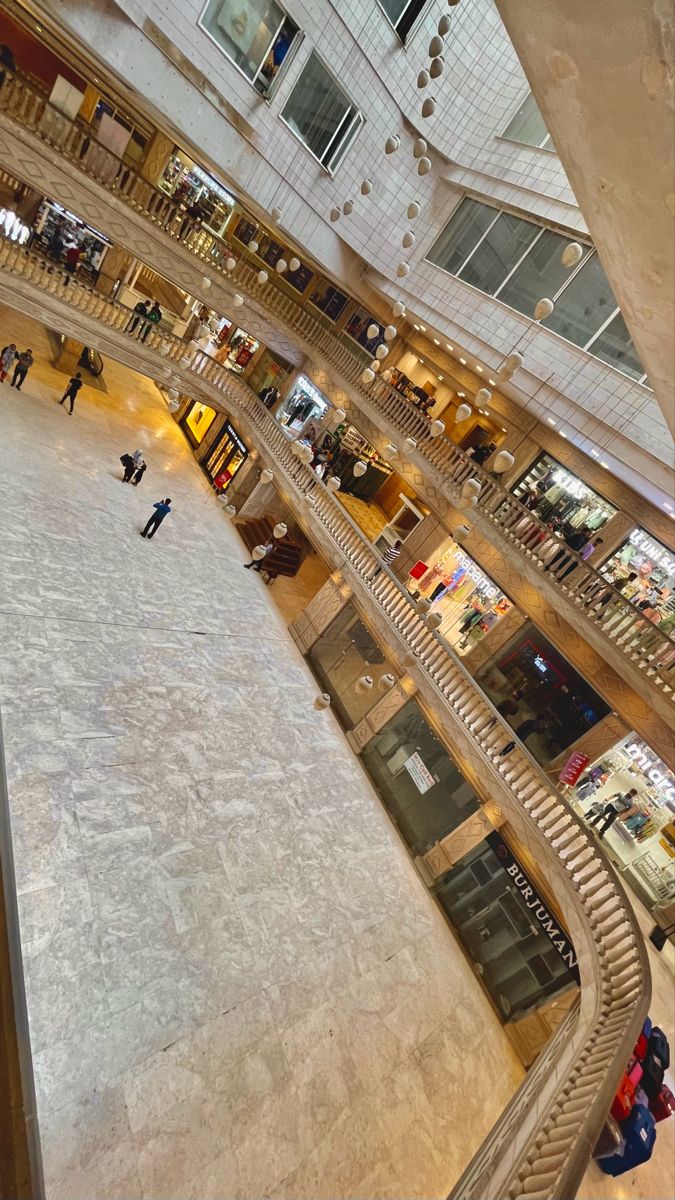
[370,539,403,580]
[588,789,639,838]
[0,343,16,382]
[58,371,83,414]
[64,240,82,277]
[140,498,171,539]
[131,460,147,486]
[10,348,34,390]
[141,302,162,343]
[560,536,604,582]
[126,299,150,335]
[120,453,136,483]
[544,526,590,576]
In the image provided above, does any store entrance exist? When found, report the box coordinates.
[204,420,248,492]
[407,538,512,655]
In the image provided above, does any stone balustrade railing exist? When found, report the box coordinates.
[0,229,651,1198]
[0,66,673,701]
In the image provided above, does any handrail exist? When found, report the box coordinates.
[0,66,673,697]
[0,232,651,1197]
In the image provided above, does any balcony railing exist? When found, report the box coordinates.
[0,229,650,1198]
[0,66,673,700]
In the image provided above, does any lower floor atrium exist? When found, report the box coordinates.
[0,306,673,1199]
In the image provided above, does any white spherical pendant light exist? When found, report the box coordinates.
[260,468,274,484]
[413,138,428,159]
[452,524,471,544]
[366,322,380,339]
[421,98,436,118]
[455,402,472,423]
[314,693,331,710]
[498,352,523,379]
[362,368,375,383]
[166,397,180,413]
[333,407,346,421]
[407,201,421,219]
[429,34,444,56]
[460,494,478,511]
[248,240,259,254]
[370,359,380,372]
[257,269,268,285]
[384,324,397,341]
[397,262,410,277]
[375,344,389,360]
[342,200,354,216]
[275,258,288,273]
[438,13,452,33]
[534,298,554,320]
[271,207,282,222]
[330,208,340,222]
[429,57,444,79]
[378,673,396,692]
[430,419,445,437]
[404,436,417,452]
[417,157,432,176]
[417,69,430,89]
[201,275,211,289]
[402,231,416,249]
[326,476,341,493]
[288,257,300,272]
[273,522,288,538]
[381,368,393,383]
[251,544,268,561]
[355,675,373,695]
[353,461,368,477]
[225,255,236,272]
[475,387,492,406]
[461,478,481,498]
[159,342,171,356]
[492,450,515,474]
[392,300,406,317]
[360,179,373,195]
[416,597,432,614]
[385,136,399,154]
[233,293,244,306]
[562,242,583,268]
[304,493,317,507]
[384,443,398,457]
[167,387,179,401]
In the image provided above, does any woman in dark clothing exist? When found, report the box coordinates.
[132,461,147,486]
[120,453,136,483]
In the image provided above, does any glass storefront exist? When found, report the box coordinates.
[435,835,578,1021]
[181,400,217,447]
[218,327,260,374]
[306,604,394,729]
[512,454,617,534]
[158,153,236,238]
[204,420,249,492]
[330,426,394,503]
[569,735,675,910]
[361,699,480,851]
[476,622,610,765]
[599,527,675,634]
[277,375,331,438]
[308,280,350,323]
[407,539,512,655]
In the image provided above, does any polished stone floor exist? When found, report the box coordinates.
[0,309,526,1199]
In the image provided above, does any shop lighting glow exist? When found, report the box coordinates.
[459,357,467,365]
[0,209,30,244]
[547,417,556,425]
[475,365,483,373]
[446,343,454,351]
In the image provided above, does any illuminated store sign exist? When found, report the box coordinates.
[454,548,499,599]
[625,741,675,806]
[552,467,590,501]
[629,529,675,576]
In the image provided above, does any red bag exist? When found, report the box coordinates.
[409,560,428,581]
[611,1060,643,1121]
[649,1084,675,1123]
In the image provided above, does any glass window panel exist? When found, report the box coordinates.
[542,253,618,347]
[201,0,290,82]
[426,199,497,276]
[589,311,644,379]
[254,16,298,95]
[497,229,590,316]
[502,92,552,149]
[459,213,540,295]
[378,0,427,38]
[281,53,360,168]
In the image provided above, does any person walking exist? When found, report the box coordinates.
[0,342,16,382]
[370,539,402,580]
[126,298,150,335]
[243,538,274,571]
[140,498,171,539]
[10,348,34,390]
[141,301,162,343]
[58,371,83,414]
[588,789,639,838]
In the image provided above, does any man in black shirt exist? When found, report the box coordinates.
[59,372,84,414]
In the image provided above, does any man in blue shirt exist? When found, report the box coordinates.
[140,498,171,539]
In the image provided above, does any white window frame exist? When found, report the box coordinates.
[198,0,300,100]
[279,52,364,175]
[375,0,429,44]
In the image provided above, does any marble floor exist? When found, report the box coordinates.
[0,307,526,1198]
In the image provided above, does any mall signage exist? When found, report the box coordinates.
[625,740,675,807]
[486,832,579,980]
[559,751,590,786]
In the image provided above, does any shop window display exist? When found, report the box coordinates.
[204,420,248,492]
[360,699,480,851]
[570,736,675,909]
[512,454,617,534]
[158,154,236,238]
[407,540,512,655]
[182,401,217,446]
[599,528,675,635]
[276,375,331,439]
[306,604,393,729]
[476,622,610,765]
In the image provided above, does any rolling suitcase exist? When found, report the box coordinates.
[647,1027,670,1069]
[610,1059,643,1121]
[641,1048,666,1101]
[592,1117,625,1161]
[649,1084,675,1124]
[599,1104,656,1176]
[633,1017,653,1062]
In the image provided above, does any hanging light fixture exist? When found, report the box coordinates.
[430,419,445,437]
[492,450,515,474]
[260,468,274,484]
[233,294,244,306]
[326,476,341,493]
[225,256,236,272]
[452,524,471,543]
[416,597,432,614]
[370,359,380,372]
[304,492,317,507]
[498,352,523,379]
[417,69,430,88]
[166,397,180,413]
[429,57,444,79]
[257,269,268,285]
[355,675,373,695]
[561,242,583,268]
[251,544,268,561]
[425,611,443,630]
[330,208,340,222]
[353,461,368,477]
[428,34,444,55]
[276,258,288,273]
[342,200,354,216]
[402,231,416,249]
[455,402,472,423]
[271,207,282,222]
[375,344,389,360]
[378,673,396,692]
[534,298,554,320]
[385,442,398,455]
[407,201,421,219]
[384,324,397,341]
[366,323,380,339]
[332,407,346,421]
[460,494,478,510]
[475,387,492,406]
[397,262,410,276]
[404,436,417,452]
[438,13,452,34]
[385,136,400,154]
[289,257,300,272]
[421,98,436,118]
[249,240,259,254]
[201,275,211,289]
[381,368,393,383]
[417,157,432,176]
[273,522,288,538]
[461,478,481,498]
[392,300,406,316]
[313,693,331,710]
[360,179,373,196]
[413,138,428,159]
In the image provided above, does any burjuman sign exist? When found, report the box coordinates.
[487,832,579,982]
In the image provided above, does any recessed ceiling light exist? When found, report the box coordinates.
[420,325,426,331]
[438,374,443,380]
[501,427,507,432]
[547,417,556,425]
[600,461,609,468]
[663,502,673,512]
[560,431,567,438]
[458,392,466,398]
[446,343,454,351]
[488,378,496,386]
[36,24,42,31]
[475,365,483,373]
[433,338,440,345]
[459,357,467,365]
[590,448,599,458]
[413,323,420,330]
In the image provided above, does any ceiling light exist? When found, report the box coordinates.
[663,502,673,512]
[420,325,426,331]
[413,323,420,330]
[488,378,496,386]
[438,374,443,380]
[476,365,483,373]
[590,448,599,458]
[501,427,507,432]
[458,391,466,398]
[36,24,42,31]
[547,417,556,425]
[446,343,454,351]
[560,431,567,438]
[459,357,467,365]
[433,338,440,345]
[600,461,609,468]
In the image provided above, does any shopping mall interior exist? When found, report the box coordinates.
[0,2,673,1199]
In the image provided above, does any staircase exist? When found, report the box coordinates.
[237,515,302,579]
